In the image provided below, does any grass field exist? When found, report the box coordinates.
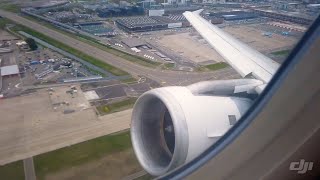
[23,15,162,68]
[97,97,137,115]
[120,77,138,84]
[0,18,11,29]
[195,62,229,72]
[0,160,24,180]
[271,49,291,56]
[0,3,20,13]
[34,131,133,180]
[162,63,175,70]
[198,62,229,71]
[205,62,229,71]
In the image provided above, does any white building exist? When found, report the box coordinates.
[0,65,19,77]
[149,9,165,16]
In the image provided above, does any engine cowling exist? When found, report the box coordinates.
[131,82,255,176]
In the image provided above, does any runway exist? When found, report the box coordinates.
[0,10,240,86]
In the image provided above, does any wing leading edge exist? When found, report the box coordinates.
[183,10,280,87]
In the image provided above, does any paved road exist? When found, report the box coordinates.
[23,157,36,180]
[0,10,240,86]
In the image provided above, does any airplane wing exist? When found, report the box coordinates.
[183,10,280,92]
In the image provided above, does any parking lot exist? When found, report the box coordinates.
[17,46,99,86]
[0,33,104,97]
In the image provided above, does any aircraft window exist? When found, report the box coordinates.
[160,10,320,180]
[0,1,319,180]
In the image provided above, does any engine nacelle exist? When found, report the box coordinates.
[131,82,254,176]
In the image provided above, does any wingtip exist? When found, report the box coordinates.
[194,9,204,14]
[183,9,203,17]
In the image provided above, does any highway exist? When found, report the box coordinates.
[0,10,240,86]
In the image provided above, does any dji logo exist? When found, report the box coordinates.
[289,159,313,174]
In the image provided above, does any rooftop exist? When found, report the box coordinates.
[116,16,166,28]
[0,65,19,76]
[151,16,179,23]
[256,9,314,20]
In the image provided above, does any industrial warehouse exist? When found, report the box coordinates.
[253,9,314,25]
[115,15,192,32]
[74,22,117,37]
[0,65,19,77]
[116,16,167,32]
[209,11,258,21]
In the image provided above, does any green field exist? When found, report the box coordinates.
[0,3,20,13]
[0,160,24,180]
[271,49,291,56]
[34,131,132,179]
[0,18,11,29]
[120,77,138,84]
[24,15,162,68]
[162,63,175,70]
[97,97,137,115]
[205,62,229,71]
[0,18,22,38]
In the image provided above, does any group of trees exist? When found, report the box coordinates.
[25,38,38,51]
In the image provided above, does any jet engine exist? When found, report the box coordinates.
[131,79,263,176]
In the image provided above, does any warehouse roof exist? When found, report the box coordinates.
[151,16,178,23]
[116,16,167,28]
[0,65,19,76]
